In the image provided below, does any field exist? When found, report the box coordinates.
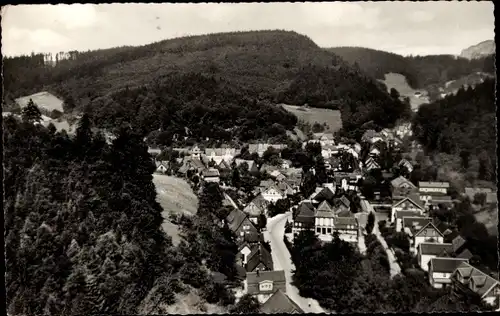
[15,91,64,112]
[281,104,343,132]
[152,174,198,246]
[473,205,498,236]
[380,73,429,111]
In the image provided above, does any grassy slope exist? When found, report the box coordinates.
[281,104,343,131]
[380,73,429,110]
[152,174,198,246]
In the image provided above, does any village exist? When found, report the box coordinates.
[149,125,500,313]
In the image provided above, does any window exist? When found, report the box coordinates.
[316,227,321,233]
[327,228,332,234]
[322,227,326,235]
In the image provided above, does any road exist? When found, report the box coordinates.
[265,212,326,314]
[361,199,401,278]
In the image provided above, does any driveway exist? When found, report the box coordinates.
[361,200,401,278]
[265,212,326,313]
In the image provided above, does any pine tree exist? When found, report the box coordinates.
[21,99,42,123]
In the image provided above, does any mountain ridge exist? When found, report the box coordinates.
[460,40,495,60]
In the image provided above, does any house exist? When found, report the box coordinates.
[413,222,445,253]
[202,168,220,183]
[281,159,292,170]
[260,289,304,314]
[321,144,338,159]
[369,142,385,157]
[277,181,295,196]
[337,195,351,214]
[310,184,336,204]
[418,242,454,272]
[246,270,286,304]
[155,160,169,174]
[249,144,287,157]
[391,176,418,200]
[178,157,207,175]
[246,243,273,272]
[400,216,433,235]
[332,217,359,244]
[326,156,341,171]
[204,147,240,165]
[451,262,500,308]
[261,183,286,203]
[334,172,362,191]
[226,209,259,240]
[428,257,469,289]
[419,182,450,205]
[464,187,497,205]
[261,164,279,174]
[428,196,454,211]
[362,129,383,144]
[398,159,414,173]
[313,132,335,147]
[390,195,425,223]
[190,145,202,159]
[314,201,336,242]
[244,194,270,222]
[451,235,473,259]
[394,211,424,228]
[293,202,315,235]
[238,243,254,266]
[364,156,381,171]
[234,159,259,173]
[269,170,287,182]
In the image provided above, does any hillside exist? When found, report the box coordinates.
[327,46,495,94]
[460,40,495,60]
[4,30,410,142]
[412,78,496,185]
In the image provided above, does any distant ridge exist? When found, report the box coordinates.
[459,40,495,60]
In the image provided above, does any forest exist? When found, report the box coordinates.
[3,113,240,315]
[328,46,495,91]
[412,79,496,184]
[3,30,411,143]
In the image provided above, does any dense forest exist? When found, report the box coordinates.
[412,79,496,184]
[3,114,237,315]
[328,46,495,91]
[3,30,411,142]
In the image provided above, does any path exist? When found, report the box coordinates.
[265,212,326,314]
[361,199,401,278]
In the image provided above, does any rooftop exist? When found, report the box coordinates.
[247,270,286,285]
[260,289,304,314]
[430,257,469,273]
[419,242,453,256]
[419,181,450,188]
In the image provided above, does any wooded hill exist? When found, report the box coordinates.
[3,30,410,142]
[412,78,496,184]
[327,46,494,95]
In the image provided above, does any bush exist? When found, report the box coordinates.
[366,212,375,234]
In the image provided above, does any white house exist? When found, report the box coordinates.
[246,270,286,304]
[332,217,359,244]
[390,196,425,223]
[202,168,220,183]
[419,182,450,205]
[314,201,336,242]
[261,183,285,203]
[204,148,239,165]
[155,160,169,174]
[451,262,500,308]
[417,242,453,272]
[313,133,335,147]
[191,145,202,159]
[364,157,381,171]
[428,257,469,289]
[413,222,445,253]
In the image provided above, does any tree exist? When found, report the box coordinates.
[478,150,493,181]
[390,88,400,100]
[230,294,260,314]
[473,193,487,206]
[257,213,267,231]
[366,212,375,234]
[360,175,377,200]
[21,98,42,123]
[300,171,317,198]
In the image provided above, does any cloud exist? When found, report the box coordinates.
[408,11,435,23]
[52,4,98,30]
[299,3,381,29]
[2,26,70,56]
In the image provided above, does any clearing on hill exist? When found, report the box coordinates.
[153,174,198,246]
[380,73,429,111]
[281,104,342,132]
[15,91,64,112]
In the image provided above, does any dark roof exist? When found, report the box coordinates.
[418,243,453,256]
[452,235,467,253]
[243,232,265,244]
[457,249,474,260]
[314,186,336,202]
[226,209,250,232]
[260,289,304,314]
[247,270,286,285]
[430,257,469,273]
[395,210,423,220]
[203,168,220,177]
[453,262,500,298]
[334,217,358,229]
[419,181,450,189]
[402,217,433,234]
[391,176,417,189]
[392,196,424,211]
[317,200,333,212]
[415,222,443,238]
[339,196,351,208]
[246,243,273,272]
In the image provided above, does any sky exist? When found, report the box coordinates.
[1,2,495,57]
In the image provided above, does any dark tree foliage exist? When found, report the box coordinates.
[365,212,375,234]
[21,99,42,123]
[412,79,496,183]
[229,294,261,314]
[3,116,188,315]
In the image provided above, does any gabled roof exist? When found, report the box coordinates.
[391,176,417,189]
[392,196,425,211]
[317,200,333,212]
[419,181,450,189]
[247,270,286,286]
[202,168,220,177]
[418,242,453,256]
[452,262,500,298]
[260,289,304,314]
[414,222,444,238]
[218,159,232,170]
[429,257,469,273]
[244,195,269,217]
[226,209,253,233]
[246,243,273,272]
[339,196,351,208]
[336,209,354,217]
[277,181,294,195]
[243,232,265,244]
[263,183,285,196]
[259,179,275,188]
[234,159,257,171]
[295,202,316,225]
[402,217,433,235]
[191,158,206,170]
